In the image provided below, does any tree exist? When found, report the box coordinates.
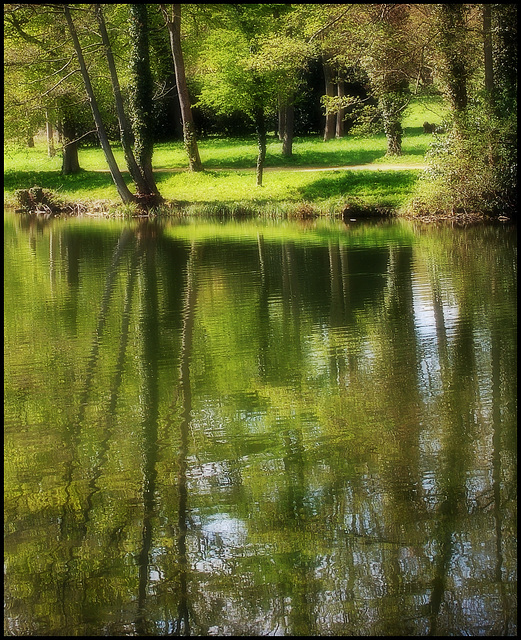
[432,3,471,134]
[3,4,87,174]
[408,3,517,218]
[485,3,517,215]
[322,54,337,141]
[195,19,270,186]
[195,4,308,186]
[361,4,413,156]
[63,4,136,203]
[128,4,161,203]
[94,4,151,196]
[160,3,203,171]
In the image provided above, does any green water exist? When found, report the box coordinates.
[4,211,517,636]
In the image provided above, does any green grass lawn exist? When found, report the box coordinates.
[4,98,446,214]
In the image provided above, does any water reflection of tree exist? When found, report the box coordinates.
[173,241,198,635]
[135,224,161,635]
[57,227,137,630]
[4,217,517,636]
[25,221,194,634]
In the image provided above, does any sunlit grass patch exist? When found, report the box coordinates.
[155,168,307,204]
[401,94,449,129]
[153,166,421,214]
[5,97,443,213]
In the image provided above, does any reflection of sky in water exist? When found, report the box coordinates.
[412,273,460,341]
[412,272,460,398]
[192,513,248,574]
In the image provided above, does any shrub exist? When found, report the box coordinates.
[407,104,517,218]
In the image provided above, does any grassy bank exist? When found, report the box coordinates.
[4,98,447,216]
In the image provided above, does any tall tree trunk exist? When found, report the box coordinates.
[129,4,161,201]
[279,93,294,158]
[434,4,469,133]
[482,4,494,94]
[46,112,55,157]
[282,101,294,158]
[94,4,150,196]
[278,96,286,141]
[255,108,267,187]
[322,56,336,141]
[380,94,404,156]
[59,105,80,175]
[61,141,80,175]
[335,79,345,138]
[160,4,203,172]
[63,5,135,203]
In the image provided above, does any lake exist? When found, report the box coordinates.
[4,210,517,636]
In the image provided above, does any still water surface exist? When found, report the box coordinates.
[4,211,517,636]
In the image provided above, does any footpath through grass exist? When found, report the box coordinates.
[4,98,447,216]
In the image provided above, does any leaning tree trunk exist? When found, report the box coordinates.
[94,4,149,195]
[161,3,203,172]
[63,5,135,203]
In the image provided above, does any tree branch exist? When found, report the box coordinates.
[308,6,353,43]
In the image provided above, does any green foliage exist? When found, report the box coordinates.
[408,5,517,218]
[409,102,516,217]
[194,4,311,127]
[196,29,271,121]
[347,104,383,137]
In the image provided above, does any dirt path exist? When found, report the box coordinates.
[93,163,427,174]
[153,163,427,173]
[267,163,427,172]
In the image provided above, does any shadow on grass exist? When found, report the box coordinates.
[4,169,130,196]
[192,135,389,169]
[297,170,421,203]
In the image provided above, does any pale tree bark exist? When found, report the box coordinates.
[322,56,336,141]
[160,3,203,171]
[63,5,136,203]
[279,93,295,158]
[46,112,55,157]
[255,108,267,187]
